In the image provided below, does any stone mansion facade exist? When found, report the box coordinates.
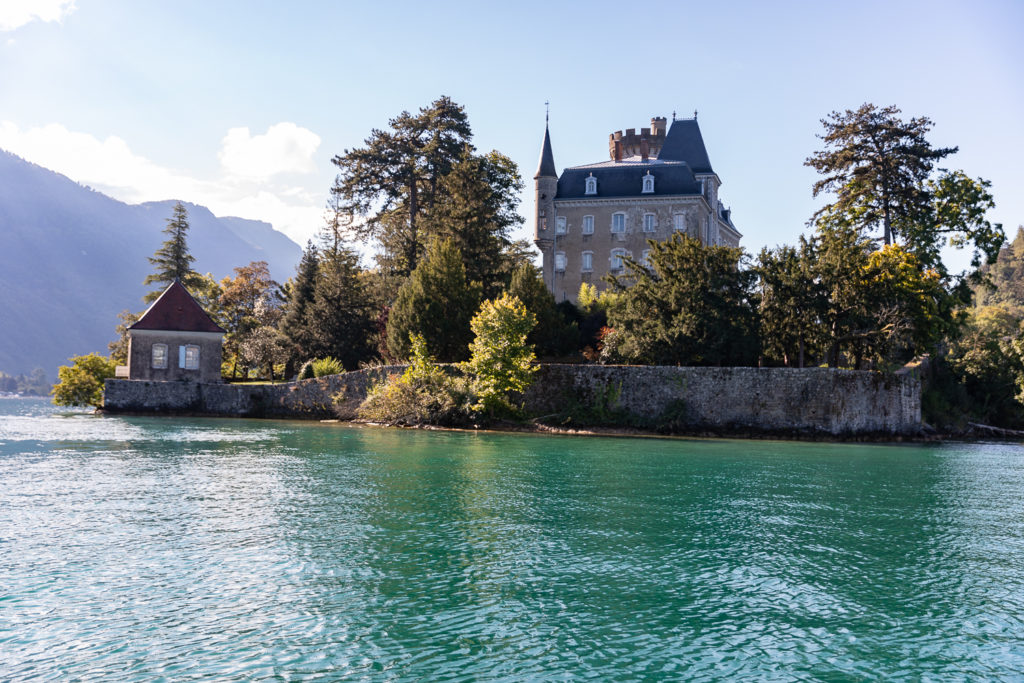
[533,115,741,303]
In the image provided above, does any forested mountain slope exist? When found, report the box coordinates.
[0,150,302,376]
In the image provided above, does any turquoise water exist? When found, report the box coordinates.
[2,399,1024,680]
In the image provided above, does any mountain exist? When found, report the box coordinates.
[0,150,303,377]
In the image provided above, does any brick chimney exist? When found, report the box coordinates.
[640,138,649,161]
[613,139,623,162]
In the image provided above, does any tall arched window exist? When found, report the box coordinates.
[642,172,654,194]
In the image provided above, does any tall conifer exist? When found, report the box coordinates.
[143,202,203,301]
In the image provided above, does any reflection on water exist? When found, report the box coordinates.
[1,398,1023,680]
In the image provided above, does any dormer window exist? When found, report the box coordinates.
[642,172,654,194]
[585,174,597,195]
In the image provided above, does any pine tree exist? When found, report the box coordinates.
[805,104,956,247]
[306,247,376,370]
[280,241,320,363]
[386,238,481,362]
[143,202,204,301]
[330,96,472,276]
[422,148,524,298]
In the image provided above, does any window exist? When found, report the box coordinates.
[611,213,626,234]
[582,251,593,272]
[180,344,200,370]
[642,249,651,266]
[151,343,168,369]
[610,248,627,271]
[642,172,654,194]
[643,213,656,232]
[582,215,594,235]
[585,174,597,195]
[674,213,686,232]
[555,251,566,271]
[556,216,567,235]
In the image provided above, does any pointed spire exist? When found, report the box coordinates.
[535,117,557,179]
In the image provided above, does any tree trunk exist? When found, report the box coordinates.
[407,176,419,273]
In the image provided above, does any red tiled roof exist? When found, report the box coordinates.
[130,280,226,333]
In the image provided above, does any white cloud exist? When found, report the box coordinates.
[0,0,76,31]
[0,120,325,247]
[219,122,320,180]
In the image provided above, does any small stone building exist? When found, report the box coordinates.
[534,114,742,303]
[124,280,225,383]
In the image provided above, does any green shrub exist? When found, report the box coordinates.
[52,353,116,408]
[297,360,315,380]
[461,293,537,416]
[311,357,345,378]
[358,334,474,426]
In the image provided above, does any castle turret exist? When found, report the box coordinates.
[534,123,557,240]
[534,123,558,288]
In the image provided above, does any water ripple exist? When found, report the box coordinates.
[1,400,1024,679]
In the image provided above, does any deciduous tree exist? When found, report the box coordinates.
[51,353,116,408]
[462,293,537,415]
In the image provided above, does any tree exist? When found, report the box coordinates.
[306,246,377,370]
[239,326,291,380]
[920,170,1004,276]
[143,202,204,301]
[108,310,141,364]
[330,96,472,276]
[422,148,524,298]
[386,238,481,362]
[52,353,116,408]
[941,305,1024,428]
[218,261,281,377]
[606,234,759,366]
[805,103,957,246]
[507,263,579,357]
[756,239,823,367]
[462,293,537,415]
[977,226,1024,307]
[279,241,320,364]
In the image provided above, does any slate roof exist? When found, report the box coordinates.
[657,118,713,173]
[556,159,701,199]
[553,118,718,200]
[130,280,226,333]
[535,125,557,179]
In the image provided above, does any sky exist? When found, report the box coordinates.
[1,0,1022,274]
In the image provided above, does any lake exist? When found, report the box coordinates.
[2,398,1023,680]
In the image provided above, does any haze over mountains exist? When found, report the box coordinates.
[0,150,302,377]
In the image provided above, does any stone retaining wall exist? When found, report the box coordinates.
[524,365,919,435]
[104,364,921,435]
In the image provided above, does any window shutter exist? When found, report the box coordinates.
[179,345,186,368]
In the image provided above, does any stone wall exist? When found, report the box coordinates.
[523,365,920,436]
[104,364,921,436]
[104,366,407,419]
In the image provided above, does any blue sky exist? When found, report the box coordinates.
[2,0,1021,273]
